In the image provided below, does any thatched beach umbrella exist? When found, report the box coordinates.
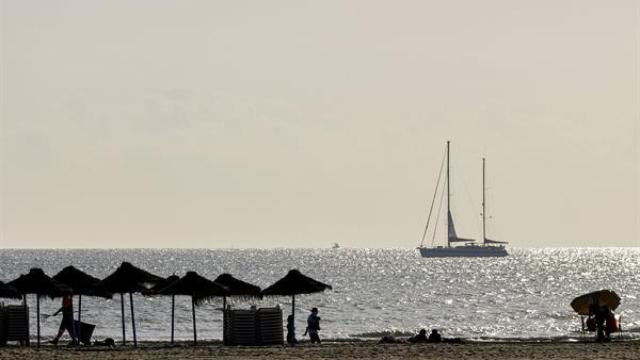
[144,274,179,343]
[8,268,72,347]
[53,266,112,341]
[98,262,163,346]
[0,281,21,300]
[159,271,228,344]
[214,273,262,310]
[262,269,332,338]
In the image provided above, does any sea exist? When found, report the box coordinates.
[0,248,638,342]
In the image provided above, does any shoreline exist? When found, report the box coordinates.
[10,330,640,346]
[1,340,639,359]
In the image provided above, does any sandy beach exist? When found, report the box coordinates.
[1,341,639,360]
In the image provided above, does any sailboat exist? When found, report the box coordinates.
[417,141,508,257]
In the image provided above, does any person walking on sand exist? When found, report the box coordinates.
[50,294,78,345]
[304,307,322,344]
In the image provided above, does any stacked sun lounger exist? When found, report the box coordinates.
[224,309,256,345]
[0,304,4,345]
[0,304,29,346]
[223,307,283,346]
[256,308,283,345]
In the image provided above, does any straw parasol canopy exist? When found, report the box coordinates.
[262,269,332,338]
[53,266,110,298]
[8,268,72,347]
[99,262,163,294]
[8,268,72,298]
[214,273,261,309]
[160,271,228,344]
[0,281,21,299]
[98,262,163,346]
[262,269,332,296]
[571,290,621,316]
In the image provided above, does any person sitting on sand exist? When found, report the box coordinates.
[428,329,442,343]
[286,315,298,346]
[408,329,428,343]
[304,307,322,344]
[50,294,78,345]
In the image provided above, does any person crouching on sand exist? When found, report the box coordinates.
[304,307,321,343]
[50,294,78,345]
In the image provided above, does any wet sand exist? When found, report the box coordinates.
[1,341,639,360]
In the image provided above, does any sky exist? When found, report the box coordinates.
[1,0,638,248]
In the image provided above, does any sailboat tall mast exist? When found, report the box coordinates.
[482,157,486,245]
[446,140,450,248]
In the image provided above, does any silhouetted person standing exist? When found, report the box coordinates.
[304,307,321,343]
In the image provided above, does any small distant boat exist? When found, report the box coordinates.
[417,141,508,258]
[331,243,340,249]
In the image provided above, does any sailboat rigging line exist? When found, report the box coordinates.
[430,174,447,247]
[457,158,482,237]
[420,146,447,247]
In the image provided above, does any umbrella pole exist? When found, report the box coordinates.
[223,296,226,311]
[77,294,82,344]
[171,295,175,344]
[130,293,137,347]
[192,296,197,345]
[292,294,295,334]
[120,293,126,345]
[36,295,40,347]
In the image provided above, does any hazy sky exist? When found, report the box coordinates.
[1,0,638,248]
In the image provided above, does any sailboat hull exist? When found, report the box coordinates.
[418,245,508,258]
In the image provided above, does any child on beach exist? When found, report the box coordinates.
[286,315,298,346]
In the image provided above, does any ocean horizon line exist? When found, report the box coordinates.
[0,246,639,250]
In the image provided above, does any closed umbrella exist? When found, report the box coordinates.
[97,262,163,346]
[571,290,621,315]
[261,269,332,341]
[159,271,228,344]
[144,275,179,343]
[8,268,72,347]
[53,266,112,342]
